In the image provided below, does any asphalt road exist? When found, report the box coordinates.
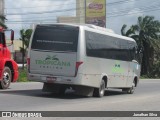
[0,79,160,119]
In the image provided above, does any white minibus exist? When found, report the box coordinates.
[27,24,141,97]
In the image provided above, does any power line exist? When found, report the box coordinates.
[5,0,160,26]
[5,0,143,9]
[107,2,160,14]
[6,7,77,15]
[5,2,160,19]
[5,0,158,16]
[6,2,160,16]
[6,7,160,24]
[5,2,157,20]
[107,7,160,17]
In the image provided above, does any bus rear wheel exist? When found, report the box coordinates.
[0,67,12,89]
[93,80,105,97]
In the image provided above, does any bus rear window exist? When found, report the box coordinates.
[31,25,79,52]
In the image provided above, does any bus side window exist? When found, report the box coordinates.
[135,46,142,64]
[127,41,136,61]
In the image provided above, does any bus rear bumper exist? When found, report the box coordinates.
[27,73,100,88]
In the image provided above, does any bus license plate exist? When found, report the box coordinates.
[46,77,57,83]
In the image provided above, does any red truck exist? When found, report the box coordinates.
[0,26,19,89]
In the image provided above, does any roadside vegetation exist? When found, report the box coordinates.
[19,28,33,69]
[121,16,160,78]
[0,15,7,28]
[17,68,28,82]
[17,28,33,82]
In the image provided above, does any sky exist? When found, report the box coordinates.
[4,0,160,39]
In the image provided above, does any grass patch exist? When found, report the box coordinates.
[140,75,160,79]
[140,75,149,79]
[17,68,29,82]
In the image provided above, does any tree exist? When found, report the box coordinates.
[19,29,32,51]
[19,29,33,69]
[0,15,7,28]
[121,16,160,76]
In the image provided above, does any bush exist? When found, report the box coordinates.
[149,61,160,78]
[17,68,28,82]
[140,75,149,79]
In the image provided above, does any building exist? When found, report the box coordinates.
[57,16,79,23]
[6,40,27,63]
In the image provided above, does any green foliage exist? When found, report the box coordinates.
[17,69,28,82]
[19,29,33,53]
[149,61,160,78]
[140,75,150,79]
[19,29,33,70]
[121,15,160,78]
[0,15,7,29]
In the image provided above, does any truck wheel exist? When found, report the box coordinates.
[93,80,105,97]
[122,80,136,94]
[0,67,12,89]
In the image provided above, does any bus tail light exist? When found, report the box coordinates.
[75,61,83,77]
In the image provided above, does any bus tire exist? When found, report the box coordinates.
[93,80,105,97]
[0,67,12,89]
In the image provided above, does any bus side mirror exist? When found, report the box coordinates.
[132,60,138,64]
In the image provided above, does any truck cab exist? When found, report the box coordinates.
[0,26,19,89]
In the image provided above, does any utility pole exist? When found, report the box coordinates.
[0,0,5,27]
[76,0,85,24]
[0,0,4,15]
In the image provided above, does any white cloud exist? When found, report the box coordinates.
[5,0,76,38]
[106,0,160,34]
[4,0,160,38]
[127,8,143,17]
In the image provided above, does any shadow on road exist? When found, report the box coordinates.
[0,89,125,99]
[105,90,125,96]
